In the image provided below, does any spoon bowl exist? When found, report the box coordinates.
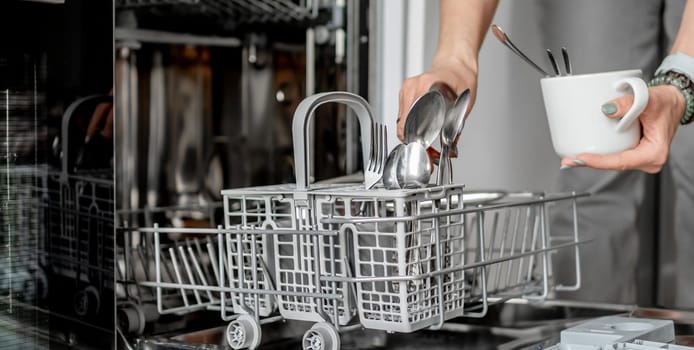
[397,142,432,189]
[403,90,446,148]
[383,144,406,189]
[438,89,471,185]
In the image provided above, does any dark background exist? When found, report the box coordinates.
[0,1,114,349]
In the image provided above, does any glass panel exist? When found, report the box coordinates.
[0,1,114,349]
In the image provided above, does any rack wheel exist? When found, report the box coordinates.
[118,303,146,335]
[73,285,100,317]
[226,314,261,350]
[118,302,159,335]
[302,322,340,350]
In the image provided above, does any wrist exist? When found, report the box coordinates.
[433,48,478,74]
[651,52,694,124]
[649,72,694,124]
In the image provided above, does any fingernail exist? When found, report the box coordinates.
[573,159,586,166]
[560,165,571,170]
[601,102,617,115]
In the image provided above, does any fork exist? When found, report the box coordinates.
[364,123,387,189]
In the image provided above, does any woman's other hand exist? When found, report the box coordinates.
[561,85,685,173]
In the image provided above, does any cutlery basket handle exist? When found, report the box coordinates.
[292,92,375,191]
[60,94,113,178]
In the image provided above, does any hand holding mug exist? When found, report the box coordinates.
[560,84,685,173]
[541,70,649,159]
[540,69,685,173]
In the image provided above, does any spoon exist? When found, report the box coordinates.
[546,49,560,76]
[383,144,406,189]
[438,88,471,185]
[403,90,446,148]
[561,46,572,75]
[429,81,458,105]
[491,24,549,76]
[396,142,431,189]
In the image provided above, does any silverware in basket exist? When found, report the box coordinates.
[365,123,387,189]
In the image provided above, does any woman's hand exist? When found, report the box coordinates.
[561,85,686,173]
[397,56,478,141]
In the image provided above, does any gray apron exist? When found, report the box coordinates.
[529,0,692,308]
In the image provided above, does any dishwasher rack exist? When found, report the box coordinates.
[1,166,47,304]
[116,202,224,335]
[44,96,115,320]
[1,95,115,326]
[120,189,586,350]
[42,167,114,317]
[117,92,587,350]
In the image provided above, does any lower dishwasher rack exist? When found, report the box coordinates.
[116,190,588,350]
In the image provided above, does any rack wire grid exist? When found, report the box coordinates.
[456,192,584,316]
[0,164,114,319]
[116,203,224,321]
[42,168,114,312]
[312,185,468,333]
[223,185,355,325]
[123,186,586,342]
[311,189,586,335]
[115,0,320,25]
[1,166,46,304]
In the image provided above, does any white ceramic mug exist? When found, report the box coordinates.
[540,69,649,158]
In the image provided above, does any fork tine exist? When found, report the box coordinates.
[368,123,375,171]
[378,124,386,173]
[373,124,380,173]
[364,123,388,189]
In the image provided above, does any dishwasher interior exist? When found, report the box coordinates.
[114,0,372,348]
[111,10,594,343]
[112,2,694,350]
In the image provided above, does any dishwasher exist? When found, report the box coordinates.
[116,92,590,350]
[111,1,694,350]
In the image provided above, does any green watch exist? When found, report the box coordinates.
[648,71,694,125]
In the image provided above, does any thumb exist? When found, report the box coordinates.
[601,94,635,119]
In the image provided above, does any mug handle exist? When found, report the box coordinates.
[614,77,649,132]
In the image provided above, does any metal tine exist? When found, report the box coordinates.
[364,122,386,189]
[378,124,387,174]
[186,238,212,300]
[504,209,521,289]
[206,236,221,286]
[485,211,500,290]
[562,47,572,75]
[369,123,377,172]
[199,1,237,18]
[546,49,561,76]
[187,244,215,303]
[468,213,480,295]
[228,0,270,21]
[516,207,534,285]
[178,244,203,305]
[525,209,541,281]
[258,0,303,21]
[192,238,216,287]
[495,209,516,290]
[158,246,173,284]
[512,207,531,286]
[168,247,190,307]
